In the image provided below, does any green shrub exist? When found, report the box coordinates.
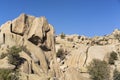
[0,46,23,80]
[87,59,110,80]
[67,38,73,42]
[78,36,81,39]
[114,34,120,40]
[7,46,23,69]
[60,32,65,39]
[111,51,118,60]
[0,69,19,80]
[113,69,120,80]
[56,48,65,60]
[109,51,118,65]
[0,69,12,80]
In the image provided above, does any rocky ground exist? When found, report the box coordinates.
[0,14,120,80]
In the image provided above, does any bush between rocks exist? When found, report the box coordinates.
[87,59,110,80]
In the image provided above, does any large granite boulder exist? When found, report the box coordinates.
[0,14,56,80]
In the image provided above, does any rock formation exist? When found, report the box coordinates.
[1,14,120,80]
[0,14,58,80]
[56,30,120,80]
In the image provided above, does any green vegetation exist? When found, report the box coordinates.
[78,36,81,39]
[7,46,24,69]
[60,32,65,39]
[56,48,66,60]
[0,46,24,80]
[0,69,19,80]
[67,38,73,42]
[109,51,118,65]
[114,34,120,41]
[87,59,110,80]
[0,69,12,80]
[113,69,120,80]
[0,46,24,69]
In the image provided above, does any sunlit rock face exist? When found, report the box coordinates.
[55,29,120,80]
[1,13,120,80]
[0,14,58,80]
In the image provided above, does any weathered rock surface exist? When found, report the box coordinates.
[63,68,91,80]
[0,14,57,80]
[1,13,120,80]
[56,29,120,79]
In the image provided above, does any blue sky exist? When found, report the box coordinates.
[0,0,120,36]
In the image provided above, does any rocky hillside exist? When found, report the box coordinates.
[0,14,120,80]
[56,29,120,80]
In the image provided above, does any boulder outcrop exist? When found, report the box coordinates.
[1,13,120,80]
[0,14,57,80]
[56,29,120,79]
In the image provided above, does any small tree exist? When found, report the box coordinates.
[67,38,73,42]
[60,32,65,39]
[114,34,120,41]
[78,36,81,39]
[0,69,12,80]
[56,48,66,60]
[0,69,19,80]
[0,46,24,80]
[8,46,22,69]
[109,51,118,65]
[87,59,110,80]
